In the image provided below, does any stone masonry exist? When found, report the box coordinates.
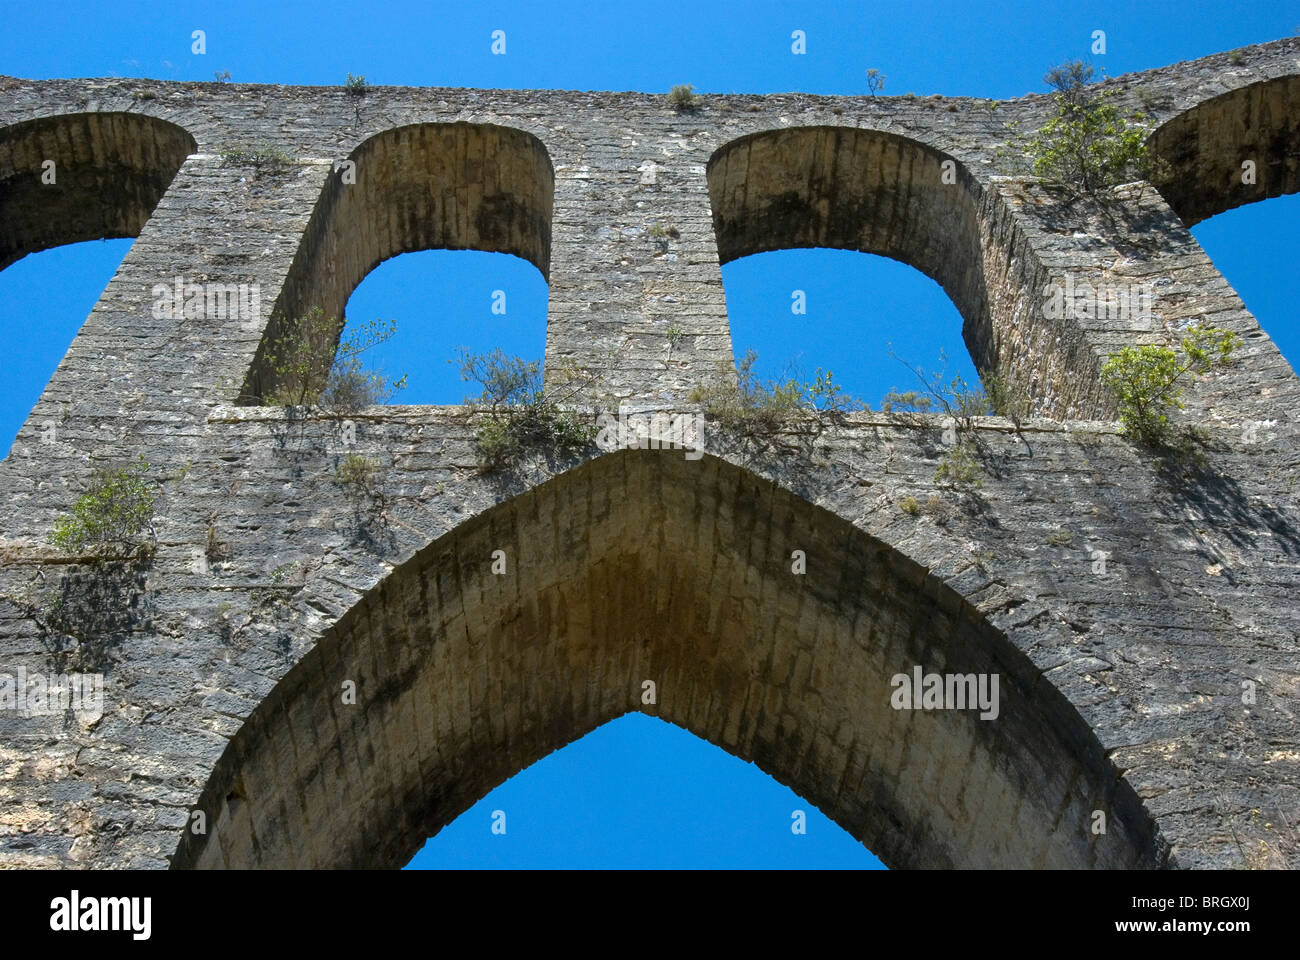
[0,38,1298,868]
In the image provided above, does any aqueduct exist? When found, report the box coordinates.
[1,38,1298,868]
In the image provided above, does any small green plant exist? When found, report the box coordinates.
[1227,50,1244,65]
[220,143,293,173]
[921,495,955,525]
[248,561,302,614]
[335,453,380,490]
[1047,528,1075,546]
[933,441,982,489]
[668,84,702,112]
[51,457,155,557]
[647,222,680,255]
[1100,325,1240,446]
[880,348,997,425]
[881,348,1003,489]
[205,520,230,563]
[457,348,598,472]
[866,69,886,96]
[260,308,406,409]
[260,306,336,405]
[319,356,407,412]
[344,73,368,96]
[334,455,388,534]
[899,496,920,516]
[982,372,1033,421]
[319,321,408,413]
[880,349,1029,422]
[689,350,861,442]
[1023,60,1156,196]
[666,324,686,357]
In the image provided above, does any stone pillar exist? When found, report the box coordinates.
[543,99,733,407]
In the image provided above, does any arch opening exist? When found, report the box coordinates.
[1189,194,1300,373]
[239,121,554,406]
[339,248,547,405]
[0,111,196,454]
[0,239,133,456]
[1147,75,1300,392]
[719,247,979,410]
[172,450,1167,870]
[0,111,196,271]
[705,126,1112,419]
[1149,75,1300,227]
[405,712,887,868]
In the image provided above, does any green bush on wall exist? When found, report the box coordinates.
[1023,60,1157,196]
[51,456,155,556]
[1100,325,1240,446]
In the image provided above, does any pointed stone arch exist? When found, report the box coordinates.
[172,450,1166,870]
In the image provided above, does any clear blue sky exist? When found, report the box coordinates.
[1,1,1296,868]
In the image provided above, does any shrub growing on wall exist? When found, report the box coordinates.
[1100,325,1240,445]
[1024,60,1156,196]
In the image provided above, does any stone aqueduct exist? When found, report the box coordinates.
[0,39,1298,869]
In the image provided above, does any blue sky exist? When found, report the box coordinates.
[1,1,1297,868]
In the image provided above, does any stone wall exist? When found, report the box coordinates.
[0,37,1298,869]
